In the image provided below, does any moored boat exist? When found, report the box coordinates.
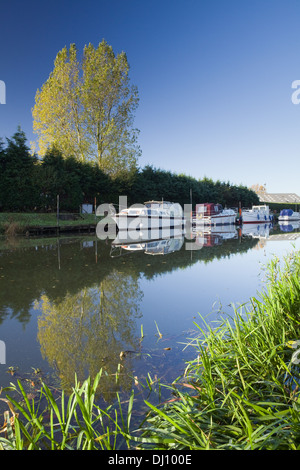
[242,205,273,224]
[112,200,185,231]
[193,203,236,225]
[278,209,300,222]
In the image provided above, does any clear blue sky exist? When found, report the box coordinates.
[0,0,300,194]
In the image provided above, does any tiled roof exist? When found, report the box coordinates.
[257,193,300,203]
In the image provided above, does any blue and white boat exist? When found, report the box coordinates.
[278,209,300,222]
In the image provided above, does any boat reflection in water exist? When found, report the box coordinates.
[109,217,300,257]
[191,224,238,249]
[279,221,300,233]
[242,222,274,239]
[110,227,185,257]
[111,224,243,257]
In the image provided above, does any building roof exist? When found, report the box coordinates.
[257,193,300,203]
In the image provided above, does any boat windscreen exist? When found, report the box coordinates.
[280,209,293,216]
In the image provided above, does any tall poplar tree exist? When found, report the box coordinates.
[32,40,140,177]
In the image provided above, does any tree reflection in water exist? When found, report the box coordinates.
[36,269,143,401]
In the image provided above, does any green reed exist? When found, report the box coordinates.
[0,370,134,450]
[137,248,300,449]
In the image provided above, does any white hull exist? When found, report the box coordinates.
[113,214,185,231]
[278,212,300,222]
[193,212,236,226]
[242,215,272,223]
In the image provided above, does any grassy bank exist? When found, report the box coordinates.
[0,249,300,450]
[0,212,98,235]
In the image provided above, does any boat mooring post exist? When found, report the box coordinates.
[238,201,242,225]
[57,194,60,235]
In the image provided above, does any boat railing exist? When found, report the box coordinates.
[192,212,212,221]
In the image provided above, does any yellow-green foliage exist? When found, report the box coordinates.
[32,40,140,178]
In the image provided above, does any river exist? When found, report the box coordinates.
[0,222,299,409]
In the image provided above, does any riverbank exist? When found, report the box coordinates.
[0,212,99,236]
[0,209,280,237]
[0,248,299,450]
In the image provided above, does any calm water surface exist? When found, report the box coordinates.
[0,223,299,407]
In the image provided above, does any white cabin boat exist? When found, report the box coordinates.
[112,200,185,231]
[193,203,236,226]
[278,209,300,222]
[242,205,273,224]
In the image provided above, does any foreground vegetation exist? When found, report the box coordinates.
[1,249,300,450]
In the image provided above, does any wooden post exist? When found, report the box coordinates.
[57,195,60,235]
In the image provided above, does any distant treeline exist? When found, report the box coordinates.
[0,128,259,212]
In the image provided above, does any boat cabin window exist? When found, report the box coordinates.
[147,209,159,216]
